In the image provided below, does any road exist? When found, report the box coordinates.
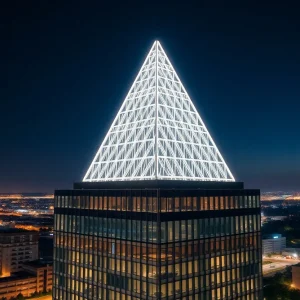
[263,257,300,277]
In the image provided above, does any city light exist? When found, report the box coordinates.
[83,41,235,183]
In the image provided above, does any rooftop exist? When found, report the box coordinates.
[73,180,244,190]
[0,271,35,283]
[23,260,53,268]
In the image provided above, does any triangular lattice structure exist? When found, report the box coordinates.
[83,41,235,182]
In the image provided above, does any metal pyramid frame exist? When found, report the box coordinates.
[83,41,235,182]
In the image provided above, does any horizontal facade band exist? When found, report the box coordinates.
[55,207,260,221]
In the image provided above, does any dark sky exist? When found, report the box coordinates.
[1,1,299,193]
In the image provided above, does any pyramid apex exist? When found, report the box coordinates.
[83,42,235,182]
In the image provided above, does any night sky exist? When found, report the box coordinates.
[1,2,299,193]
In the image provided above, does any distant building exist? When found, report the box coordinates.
[0,228,39,277]
[261,216,287,224]
[262,234,286,255]
[292,265,300,289]
[269,216,287,221]
[0,260,52,299]
[0,221,15,228]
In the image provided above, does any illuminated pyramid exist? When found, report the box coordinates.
[83,41,235,182]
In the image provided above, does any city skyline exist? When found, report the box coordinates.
[2,2,300,192]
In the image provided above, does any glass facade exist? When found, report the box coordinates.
[53,185,262,299]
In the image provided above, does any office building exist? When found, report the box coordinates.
[262,234,286,255]
[53,41,262,299]
[0,228,39,277]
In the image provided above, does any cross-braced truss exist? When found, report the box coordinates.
[83,41,235,182]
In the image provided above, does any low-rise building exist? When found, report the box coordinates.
[0,260,52,299]
[23,260,53,293]
[0,271,36,299]
[262,233,286,255]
